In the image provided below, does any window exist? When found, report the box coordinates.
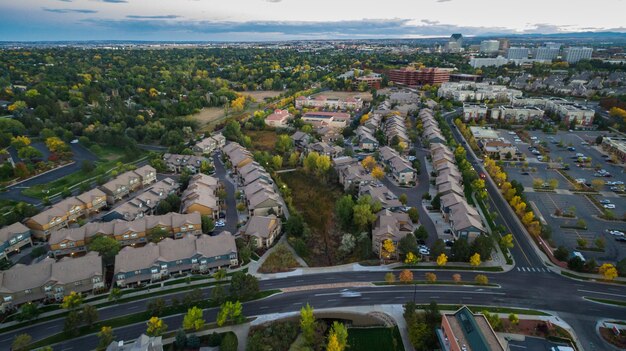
[135,270,141,275]
[69,242,75,247]
[176,260,183,264]
[24,289,31,294]
[9,238,16,244]
[131,233,138,238]
[74,281,82,286]
[151,268,158,273]
[191,258,198,263]
[60,243,67,248]
[3,296,12,302]
[44,286,52,292]
[123,234,130,239]
[118,274,125,280]
[200,259,207,264]
[161,264,167,269]
[17,234,23,240]
[93,277,101,283]
[56,287,64,293]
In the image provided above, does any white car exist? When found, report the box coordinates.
[508,131,516,135]
[340,289,362,298]
[603,204,616,209]
[419,248,430,255]
[537,156,544,161]
[609,230,625,236]
[215,220,226,227]
[530,136,538,140]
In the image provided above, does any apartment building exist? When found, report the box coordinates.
[75,188,108,216]
[239,215,281,248]
[100,166,158,204]
[490,105,545,122]
[181,174,222,219]
[0,252,104,311]
[295,95,363,110]
[223,142,254,170]
[106,178,179,221]
[0,223,32,260]
[113,232,237,287]
[162,154,209,174]
[462,103,488,122]
[378,146,416,185]
[192,133,226,155]
[372,209,414,259]
[307,141,343,159]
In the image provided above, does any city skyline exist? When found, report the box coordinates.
[1,0,626,41]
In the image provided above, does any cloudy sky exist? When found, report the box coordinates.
[1,0,625,41]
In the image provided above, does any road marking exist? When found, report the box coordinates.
[510,345,527,349]
[530,268,536,272]
[327,299,337,302]
[394,296,403,299]
[579,289,626,299]
[430,296,440,299]
[127,305,140,310]
[260,306,268,309]
[47,325,58,330]
[521,267,526,272]
[517,267,520,271]
[462,297,473,300]
[292,302,302,305]
[325,277,335,280]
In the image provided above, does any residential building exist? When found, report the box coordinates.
[105,178,179,222]
[162,154,209,174]
[355,126,379,151]
[387,67,450,86]
[223,142,254,170]
[479,40,500,54]
[469,56,510,68]
[372,209,414,259]
[335,158,375,190]
[76,188,108,216]
[0,223,32,260]
[192,133,225,155]
[355,74,383,89]
[437,306,506,351]
[113,232,237,287]
[53,197,86,223]
[25,205,68,240]
[481,141,519,160]
[490,105,545,122]
[134,165,158,187]
[438,82,522,102]
[181,174,222,219]
[307,141,343,158]
[265,109,292,128]
[359,184,402,209]
[379,146,416,185]
[462,103,488,122]
[564,47,593,63]
[49,213,202,257]
[535,46,560,61]
[291,131,312,150]
[301,111,351,129]
[100,166,157,204]
[238,162,273,186]
[239,215,281,248]
[315,125,342,143]
[507,47,529,59]
[469,126,500,142]
[0,252,104,311]
[295,95,363,110]
[106,334,163,351]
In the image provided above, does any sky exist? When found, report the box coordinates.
[1,0,625,41]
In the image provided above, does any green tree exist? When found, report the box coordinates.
[89,235,121,263]
[201,215,215,233]
[508,313,519,326]
[97,326,115,351]
[399,193,408,205]
[229,272,259,301]
[146,298,167,317]
[414,226,429,242]
[398,233,418,255]
[108,287,122,302]
[275,134,294,154]
[335,195,355,230]
[149,227,170,243]
[328,321,348,351]
[12,333,32,351]
[183,306,205,331]
[17,303,40,321]
[407,207,419,223]
[82,304,99,327]
[451,238,470,261]
[64,311,82,336]
[220,332,238,351]
[300,303,316,345]
[553,246,569,261]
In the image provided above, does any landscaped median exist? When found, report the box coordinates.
[26,289,281,350]
[584,297,626,307]
[393,265,504,272]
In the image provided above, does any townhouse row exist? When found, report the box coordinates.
[0,222,33,260]
[106,178,179,221]
[24,165,157,240]
[162,153,211,174]
[379,146,417,185]
[181,173,223,220]
[419,109,487,242]
[191,133,226,155]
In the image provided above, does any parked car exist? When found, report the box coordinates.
[521,172,530,175]
[603,204,616,209]
[445,240,454,247]
[600,200,612,204]
[608,230,625,236]
[616,237,626,243]
[567,147,576,151]
[419,248,430,255]
[508,131,516,135]
[215,220,226,227]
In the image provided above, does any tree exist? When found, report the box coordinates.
[482,310,503,331]
[217,301,244,327]
[577,238,588,249]
[399,193,408,205]
[300,303,316,345]
[595,237,605,250]
[361,155,376,171]
[82,159,95,173]
[183,306,205,331]
[568,256,585,272]
[452,273,462,283]
[431,194,441,210]
[414,226,429,242]
[382,239,396,258]
[508,313,519,326]
[89,236,121,263]
[18,146,42,161]
[220,332,238,351]
[436,253,448,266]
[385,272,396,283]
[398,234,417,255]
[229,272,259,301]
[352,203,376,231]
[371,166,385,180]
[327,333,342,351]
[11,135,31,149]
[599,263,618,281]
[12,333,32,351]
[328,321,348,351]
[425,272,437,283]
[303,152,319,173]
[335,195,355,230]
[201,215,215,233]
[399,269,413,283]
[82,304,99,327]
[146,316,168,336]
[475,274,489,285]
[469,253,481,266]
[451,238,470,261]
[61,291,83,310]
[64,311,82,337]
[146,298,167,317]
[549,246,566,262]
[404,252,419,265]
[275,134,294,154]
[97,326,115,351]
[175,329,188,350]
[149,227,170,243]
[407,207,419,223]
[500,234,514,249]
[108,287,122,302]
[17,303,40,321]
[591,179,605,191]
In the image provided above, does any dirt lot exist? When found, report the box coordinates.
[242,90,284,102]
[310,90,373,102]
[281,170,344,266]
[188,107,225,128]
[246,130,279,152]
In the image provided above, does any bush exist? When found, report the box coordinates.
[258,244,300,273]
[407,208,419,223]
[553,246,569,261]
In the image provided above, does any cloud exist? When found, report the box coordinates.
[421,19,440,25]
[43,7,98,13]
[126,15,181,19]
[436,0,453,2]
[265,0,283,2]
[57,0,73,2]
[100,0,128,3]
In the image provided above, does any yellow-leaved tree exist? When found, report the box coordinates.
[599,263,618,281]
[436,253,448,266]
[146,316,167,336]
[469,253,481,266]
[404,252,418,265]
[382,239,395,258]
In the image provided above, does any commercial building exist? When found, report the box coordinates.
[295,95,363,110]
[564,47,593,63]
[462,103,488,122]
[490,105,545,123]
[507,47,529,60]
[469,56,510,68]
[301,111,351,129]
[480,40,500,54]
[602,137,626,162]
[0,252,104,311]
[106,334,163,351]
[113,232,238,287]
[355,74,383,89]
[447,33,464,53]
[387,67,450,86]
[535,46,560,61]
[437,306,507,351]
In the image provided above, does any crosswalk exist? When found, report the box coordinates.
[516,267,550,273]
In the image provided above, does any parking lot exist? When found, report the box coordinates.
[497,129,626,263]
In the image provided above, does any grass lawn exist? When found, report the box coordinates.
[258,244,301,273]
[586,297,626,307]
[347,326,404,351]
[281,170,344,266]
[246,130,280,153]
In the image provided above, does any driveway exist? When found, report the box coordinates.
[1,143,99,204]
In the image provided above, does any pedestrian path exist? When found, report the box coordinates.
[516,266,551,273]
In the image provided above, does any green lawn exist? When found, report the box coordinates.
[347,327,405,351]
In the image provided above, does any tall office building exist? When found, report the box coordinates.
[498,38,510,51]
[507,47,529,60]
[564,47,593,63]
[447,33,464,52]
[387,67,450,86]
[535,47,560,61]
[544,42,562,50]
[480,40,500,54]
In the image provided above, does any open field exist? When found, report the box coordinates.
[310,90,373,102]
[189,107,226,129]
[242,90,284,101]
[281,170,344,266]
[247,130,280,152]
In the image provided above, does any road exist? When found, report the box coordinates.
[212,152,239,234]
[1,143,99,204]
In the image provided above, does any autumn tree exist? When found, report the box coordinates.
[500,234,514,249]
[475,274,489,285]
[371,165,385,180]
[146,316,168,336]
[599,263,618,281]
[436,253,448,266]
[382,239,396,259]
[361,155,376,171]
[452,273,462,283]
[469,253,481,266]
[216,301,244,327]
[300,303,317,346]
[508,313,519,326]
[385,272,396,283]
[61,291,83,310]
[425,272,437,283]
[327,321,348,351]
[399,269,413,283]
[404,252,418,265]
[183,306,205,331]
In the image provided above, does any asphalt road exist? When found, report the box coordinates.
[1,143,100,204]
[212,152,239,234]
